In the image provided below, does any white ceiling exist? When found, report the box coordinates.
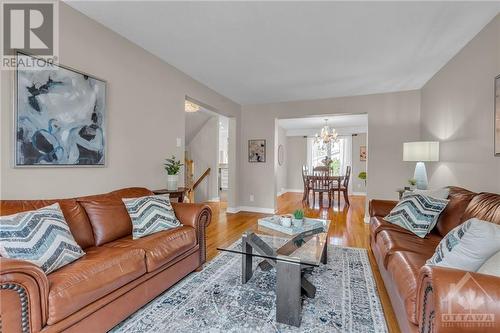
[279,114,367,130]
[67,1,500,104]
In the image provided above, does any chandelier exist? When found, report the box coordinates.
[314,119,338,145]
[185,100,200,113]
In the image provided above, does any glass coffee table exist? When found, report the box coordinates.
[217,217,330,327]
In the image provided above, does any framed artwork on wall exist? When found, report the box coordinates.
[360,145,367,161]
[495,74,500,156]
[248,139,266,162]
[14,52,106,167]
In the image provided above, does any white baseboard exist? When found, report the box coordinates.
[208,197,220,202]
[351,192,367,196]
[226,207,240,214]
[284,189,303,193]
[226,206,275,214]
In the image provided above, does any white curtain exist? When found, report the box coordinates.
[306,137,314,171]
[338,135,353,193]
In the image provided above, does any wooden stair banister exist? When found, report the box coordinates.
[192,168,211,190]
[187,167,211,203]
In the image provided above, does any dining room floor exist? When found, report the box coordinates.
[204,192,400,333]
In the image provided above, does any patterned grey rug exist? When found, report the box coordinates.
[110,240,388,333]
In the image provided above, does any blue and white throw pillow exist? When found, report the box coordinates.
[0,203,85,274]
[427,219,500,271]
[122,195,181,239]
[384,193,449,238]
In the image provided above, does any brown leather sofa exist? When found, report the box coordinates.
[369,186,500,333]
[0,187,212,333]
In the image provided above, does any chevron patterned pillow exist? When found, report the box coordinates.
[0,203,85,274]
[122,195,181,239]
[384,193,449,238]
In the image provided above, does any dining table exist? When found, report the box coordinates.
[303,173,346,208]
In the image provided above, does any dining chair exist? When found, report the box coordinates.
[301,165,313,203]
[311,169,334,208]
[338,166,351,206]
[313,165,330,172]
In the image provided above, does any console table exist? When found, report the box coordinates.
[153,187,188,202]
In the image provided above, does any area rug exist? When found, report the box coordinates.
[110,239,388,333]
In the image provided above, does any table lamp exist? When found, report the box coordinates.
[403,141,439,190]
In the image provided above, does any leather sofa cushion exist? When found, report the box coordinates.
[370,216,416,238]
[462,192,500,225]
[104,226,196,272]
[78,194,132,246]
[47,246,146,325]
[435,186,476,237]
[387,251,427,325]
[375,229,441,267]
[78,188,154,246]
[0,199,95,249]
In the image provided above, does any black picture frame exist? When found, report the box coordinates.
[248,139,266,163]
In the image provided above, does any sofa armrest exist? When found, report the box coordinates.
[1,257,49,333]
[417,265,500,333]
[172,203,212,265]
[369,199,397,217]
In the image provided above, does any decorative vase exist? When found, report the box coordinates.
[280,217,292,228]
[167,174,178,191]
[292,218,304,227]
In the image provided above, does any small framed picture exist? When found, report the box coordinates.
[360,146,367,161]
[248,139,266,162]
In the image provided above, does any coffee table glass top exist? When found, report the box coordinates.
[217,217,330,267]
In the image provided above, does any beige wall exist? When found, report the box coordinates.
[286,136,307,191]
[0,3,241,200]
[241,90,421,210]
[351,133,367,193]
[421,15,500,193]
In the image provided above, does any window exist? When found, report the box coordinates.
[308,136,351,176]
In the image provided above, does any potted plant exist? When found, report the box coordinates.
[292,209,304,227]
[408,178,417,190]
[358,171,367,186]
[164,156,183,190]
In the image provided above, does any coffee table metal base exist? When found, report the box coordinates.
[241,232,327,327]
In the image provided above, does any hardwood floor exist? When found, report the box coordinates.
[204,193,400,333]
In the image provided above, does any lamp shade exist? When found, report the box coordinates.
[403,141,439,162]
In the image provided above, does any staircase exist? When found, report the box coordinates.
[184,158,210,203]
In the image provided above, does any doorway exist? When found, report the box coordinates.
[184,97,235,212]
[275,113,368,209]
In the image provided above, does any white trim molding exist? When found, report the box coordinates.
[226,207,240,214]
[226,206,275,214]
[351,192,367,196]
[284,189,304,193]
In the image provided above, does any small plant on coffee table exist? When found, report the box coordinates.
[293,209,304,221]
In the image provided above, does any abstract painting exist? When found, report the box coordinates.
[248,139,266,162]
[15,53,106,166]
[360,145,367,161]
[495,75,500,156]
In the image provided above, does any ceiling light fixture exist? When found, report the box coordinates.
[314,119,338,145]
[185,100,200,112]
